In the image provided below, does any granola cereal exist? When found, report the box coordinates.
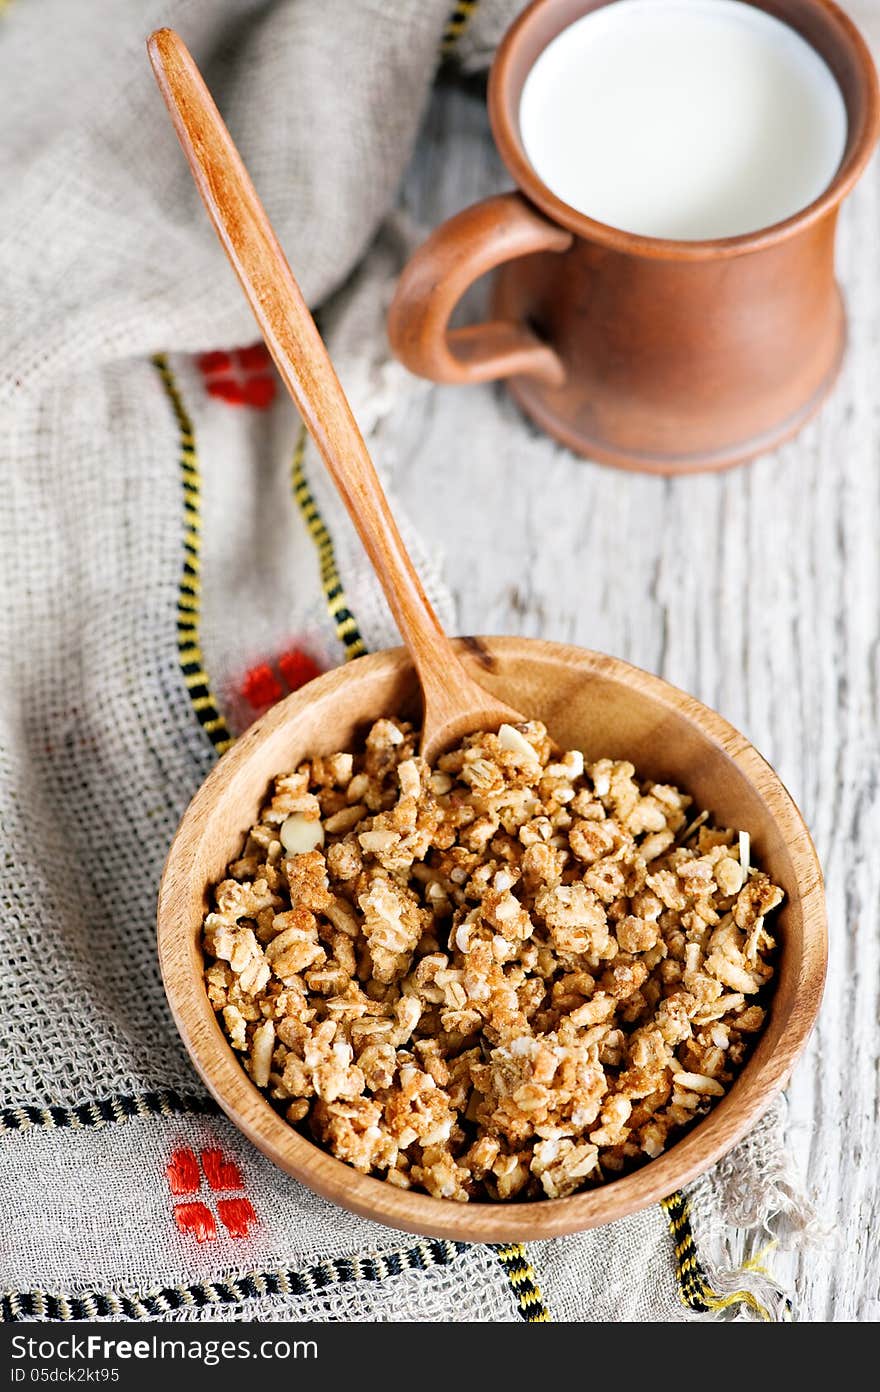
[202,719,781,1202]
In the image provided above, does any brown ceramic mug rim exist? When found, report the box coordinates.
[488,0,880,261]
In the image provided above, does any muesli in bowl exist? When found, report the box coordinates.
[202,715,781,1203]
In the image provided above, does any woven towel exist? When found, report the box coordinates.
[0,0,812,1322]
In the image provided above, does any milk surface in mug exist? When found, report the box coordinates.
[519,0,848,240]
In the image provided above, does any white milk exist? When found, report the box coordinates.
[519,0,847,240]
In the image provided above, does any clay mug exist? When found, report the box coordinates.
[388,0,880,474]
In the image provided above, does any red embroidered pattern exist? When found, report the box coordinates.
[240,663,283,709]
[166,1147,256,1243]
[217,1197,258,1239]
[239,648,324,714]
[173,1203,217,1243]
[278,649,322,691]
[197,343,277,409]
[165,1147,200,1195]
[201,1148,243,1192]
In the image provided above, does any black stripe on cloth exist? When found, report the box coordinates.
[0,1241,469,1322]
[0,1090,220,1134]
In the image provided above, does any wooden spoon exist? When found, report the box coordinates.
[147,27,525,764]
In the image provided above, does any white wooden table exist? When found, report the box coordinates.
[392,5,880,1322]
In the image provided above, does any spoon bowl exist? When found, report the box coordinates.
[158,636,826,1241]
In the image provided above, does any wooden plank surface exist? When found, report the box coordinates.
[392,6,880,1321]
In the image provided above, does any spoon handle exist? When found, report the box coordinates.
[148,28,460,705]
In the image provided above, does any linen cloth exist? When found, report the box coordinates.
[0,0,812,1321]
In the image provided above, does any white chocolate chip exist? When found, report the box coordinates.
[280,812,325,855]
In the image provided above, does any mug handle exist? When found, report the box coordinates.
[388,193,573,386]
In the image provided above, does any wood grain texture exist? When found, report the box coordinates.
[158,640,824,1243]
[148,27,525,764]
[393,13,880,1313]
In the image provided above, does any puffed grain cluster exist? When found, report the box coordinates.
[203,718,781,1202]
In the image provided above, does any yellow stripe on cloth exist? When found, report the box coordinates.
[290,428,366,662]
[152,354,234,755]
[442,0,479,56]
[491,1243,551,1322]
[662,1192,780,1321]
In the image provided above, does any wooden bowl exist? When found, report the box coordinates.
[158,637,826,1240]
